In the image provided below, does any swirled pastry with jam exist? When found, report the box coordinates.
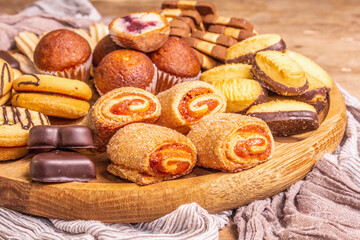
[155,81,226,134]
[83,87,161,152]
[107,123,197,185]
[187,113,274,172]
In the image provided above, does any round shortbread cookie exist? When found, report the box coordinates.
[0,59,14,97]
[0,106,49,147]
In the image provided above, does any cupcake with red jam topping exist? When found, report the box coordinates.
[149,37,201,94]
[109,11,170,53]
[34,29,92,83]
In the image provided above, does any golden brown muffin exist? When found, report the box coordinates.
[149,37,201,94]
[34,29,92,82]
[92,35,122,68]
[94,49,156,95]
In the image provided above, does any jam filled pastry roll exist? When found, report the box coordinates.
[156,81,227,134]
[187,113,274,172]
[107,123,197,185]
[83,87,161,152]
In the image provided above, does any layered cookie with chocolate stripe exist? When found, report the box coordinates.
[161,0,216,15]
[208,25,255,41]
[267,75,327,114]
[191,30,238,47]
[285,50,333,91]
[203,15,254,31]
[176,16,196,31]
[247,100,319,137]
[251,50,308,96]
[193,49,221,70]
[170,27,190,37]
[182,37,227,62]
[226,34,286,64]
[212,78,267,113]
[200,63,253,83]
[162,9,202,26]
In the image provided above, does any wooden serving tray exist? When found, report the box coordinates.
[0,84,346,223]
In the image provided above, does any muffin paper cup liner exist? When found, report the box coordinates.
[94,64,158,96]
[36,54,92,83]
[155,69,201,94]
[145,64,158,95]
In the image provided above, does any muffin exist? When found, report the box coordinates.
[33,29,92,83]
[109,11,170,53]
[94,49,157,95]
[92,35,122,68]
[149,37,201,94]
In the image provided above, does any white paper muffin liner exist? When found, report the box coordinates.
[36,54,92,83]
[155,69,201,94]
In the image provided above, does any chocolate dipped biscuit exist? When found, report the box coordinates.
[187,113,274,172]
[208,25,255,42]
[0,51,20,70]
[182,37,227,62]
[107,123,197,185]
[200,63,253,83]
[252,50,308,96]
[226,34,286,64]
[203,15,254,31]
[285,50,333,91]
[191,30,238,47]
[161,1,216,15]
[212,78,267,113]
[246,100,319,136]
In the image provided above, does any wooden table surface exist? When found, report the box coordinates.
[1,0,359,239]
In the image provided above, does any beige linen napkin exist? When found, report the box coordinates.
[0,1,360,239]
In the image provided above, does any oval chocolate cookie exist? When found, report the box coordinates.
[246,100,319,137]
[252,50,308,96]
[225,34,286,64]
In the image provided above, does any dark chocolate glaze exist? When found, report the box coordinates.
[0,62,11,97]
[247,110,319,136]
[17,74,41,87]
[226,39,287,65]
[1,106,47,130]
[28,125,94,149]
[238,87,268,114]
[29,150,96,183]
[296,87,327,114]
[251,60,309,96]
[0,51,20,70]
